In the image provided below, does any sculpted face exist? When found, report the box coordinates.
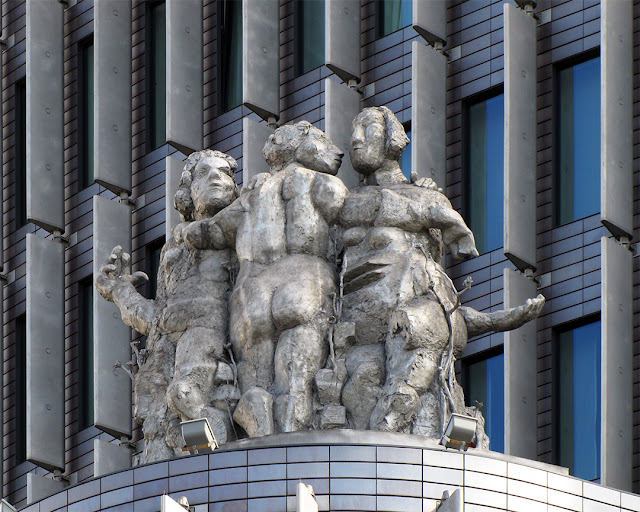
[190,155,237,218]
[295,126,344,175]
[350,109,387,175]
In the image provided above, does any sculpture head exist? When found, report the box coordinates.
[174,150,239,222]
[263,121,344,175]
[350,106,409,180]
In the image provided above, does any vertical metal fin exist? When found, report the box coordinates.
[93,439,131,477]
[166,155,185,240]
[325,0,361,83]
[242,118,274,185]
[412,0,446,47]
[26,234,65,472]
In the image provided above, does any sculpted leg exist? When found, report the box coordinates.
[460,294,545,337]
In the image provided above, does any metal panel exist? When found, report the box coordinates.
[26,0,64,233]
[325,79,360,190]
[601,237,633,491]
[166,0,203,155]
[94,0,133,195]
[243,0,279,121]
[504,4,537,272]
[412,0,446,47]
[503,269,538,460]
[94,439,131,477]
[411,41,446,189]
[26,474,66,505]
[601,0,633,240]
[242,118,273,185]
[166,155,184,239]
[26,234,64,471]
[93,196,133,438]
[325,0,360,83]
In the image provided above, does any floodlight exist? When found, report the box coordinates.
[439,413,478,451]
[180,418,218,454]
[0,499,16,512]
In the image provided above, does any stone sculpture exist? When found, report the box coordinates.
[96,109,544,461]
[96,150,241,463]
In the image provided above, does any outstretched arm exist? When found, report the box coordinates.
[95,245,158,336]
[460,295,545,338]
[184,198,244,250]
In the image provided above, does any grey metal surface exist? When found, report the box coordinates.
[26,234,65,472]
[166,155,184,239]
[25,0,64,233]
[503,4,537,271]
[601,0,633,240]
[94,0,133,195]
[93,196,133,438]
[503,269,538,460]
[435,488,462,512]
[601,236,633,492]
[242,118,273,184]
[26,473,66,505]
[93,439,132,477]
[325,0,361,83]
[325,78,360,190]
[166,0,203,155]
[243,0,279,121]
[412,0,446,46]
[411,41,446,189]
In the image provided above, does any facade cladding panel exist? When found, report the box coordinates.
[0,0,638,508]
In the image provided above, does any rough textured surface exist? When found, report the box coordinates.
[97,113,544,461]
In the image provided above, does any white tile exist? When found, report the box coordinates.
[423,466,463,485]
[507,495,547,512]
[422,498,438,512]
[548,488,582,511]
[549,506,575,512]
[423,482,462,500]
[423,449,464,469]
[507,463,547,487]
[465,487,507,509]
[583,498,619,512]
[621,491,640,511]
[465,471,507,493]
[466,505,506,512]
[548,473,583,496]
[508,478,547,502]
[583,482,621,506]
[465,454,507,477]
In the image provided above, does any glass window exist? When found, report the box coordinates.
[146,237,165,299]
[463,351,504,453]
[401,128,411,180]
[378,0,412,37]
[555,56,601,226]
[147,1,166,151]
[15,315,26,463]
[78,278,94,429]
[79,39,94,188]
[219,0,243,112]
[466,93,504,254]
[555,321,601,481]
[15,79,27,228]
[295,0,325,76]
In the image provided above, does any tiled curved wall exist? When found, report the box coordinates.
[18,431,640,512]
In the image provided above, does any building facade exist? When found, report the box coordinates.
[0,0,638,509]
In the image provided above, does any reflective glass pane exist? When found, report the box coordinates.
[146,238,165,299]
[296,0,325,75]
[380,0,412,37]
[15,80,27,228]
[79,278,94,428]
[16,316,26,463]
[150,2,167,149]
[220,0,243,111]
[80,41,94,188]
[557,321,601,481]
[467,94,504,254]
[401,129,411,180]
[556,57,600,226]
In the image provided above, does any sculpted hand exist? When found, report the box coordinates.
[96,245,149,302]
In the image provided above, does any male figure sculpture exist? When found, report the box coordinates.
[96,150,240,462]
[336,107,544,440]
[186,122,348,436]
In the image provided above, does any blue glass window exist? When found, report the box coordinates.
[379,0,412,37]
[219,0,243,111]
[463,351,504,453]
[401,128,411,180]
[295,0,325,76]
[556,321,601,481]
[147,1,166,150]
[79,39,94,188]
[555,57,601,226]
[466,93,504,254]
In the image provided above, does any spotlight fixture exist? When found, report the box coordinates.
[180,418,218,455]
[439,413,478,451]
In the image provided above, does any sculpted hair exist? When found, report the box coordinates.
[375,106,409,161]
[174,150,238,222]
[262,121,312,172]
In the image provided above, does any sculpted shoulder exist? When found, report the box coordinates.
[339,185,383,228]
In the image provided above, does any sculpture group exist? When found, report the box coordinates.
[96,107,544,463]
